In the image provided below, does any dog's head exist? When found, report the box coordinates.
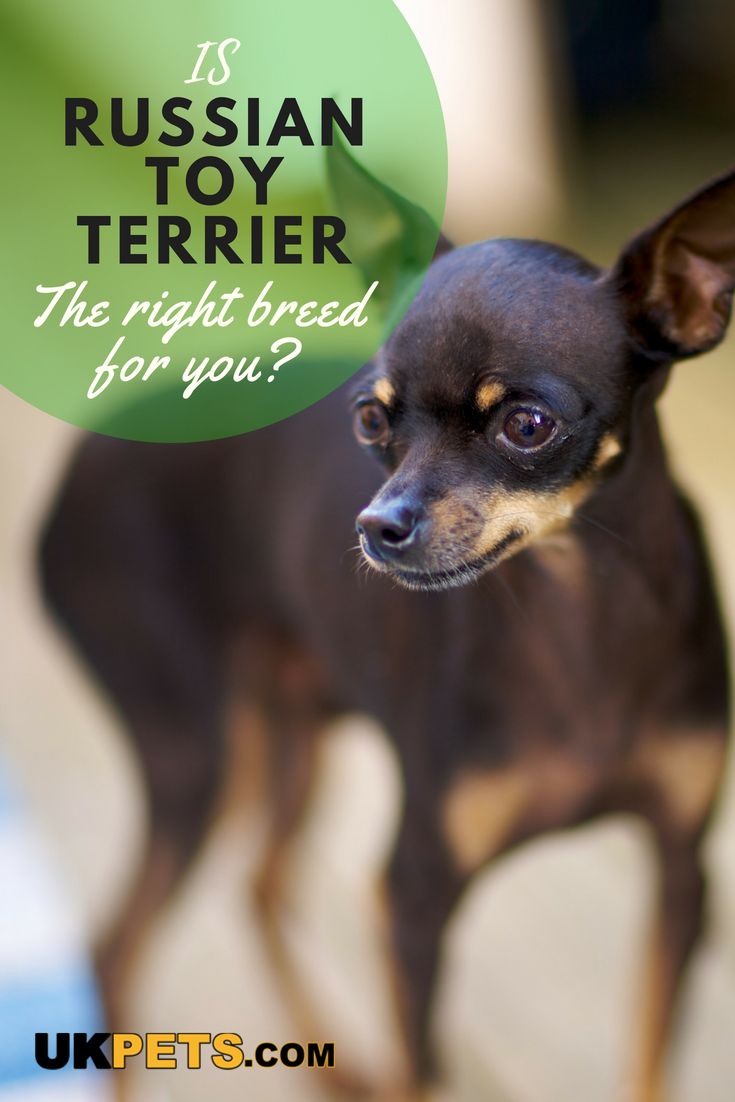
[353,170,735,590]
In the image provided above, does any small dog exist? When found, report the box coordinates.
[40,168,734,1101]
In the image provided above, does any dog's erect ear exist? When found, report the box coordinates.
[611,168,735,359]
[326,133,451,330]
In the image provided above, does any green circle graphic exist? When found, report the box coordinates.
[0,0,446,442]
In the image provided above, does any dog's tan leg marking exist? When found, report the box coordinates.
[635,734,725,830]
[633,859,703,1102]
[630,730,726,1102]
[442,769,530,874]
[441,752,599,875]
[634,936,672,1102]
[374,377,396,407]
[475,379,507,412]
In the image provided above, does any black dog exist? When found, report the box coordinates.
[40,169,733,1101]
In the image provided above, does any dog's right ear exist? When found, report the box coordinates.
[326,134,451,328]
[610,168,735,360]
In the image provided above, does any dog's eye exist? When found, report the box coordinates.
[502,407,557,449]
[354,401,390,447]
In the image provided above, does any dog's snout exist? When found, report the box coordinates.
[356,499,423,561]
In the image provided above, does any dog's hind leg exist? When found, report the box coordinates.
[251,642,326,912]
[247,641,365,1094]
[630,730,727,1102]
[251,713,322,1032]
[93,648,226,1030]
[40,481,228,1029]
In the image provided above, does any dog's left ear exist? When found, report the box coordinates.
[326,133,451,331]
[611,167,735,359]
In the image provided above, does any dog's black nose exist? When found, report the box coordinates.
[356,500,422,561]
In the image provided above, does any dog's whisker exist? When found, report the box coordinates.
[490,570,532,626]
[483,507,631,551]
[574,511,632,549]
[341,542,363,568]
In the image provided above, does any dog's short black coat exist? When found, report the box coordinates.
[40,169,734,1101]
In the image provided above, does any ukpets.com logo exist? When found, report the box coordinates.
[35,1032,335,1071]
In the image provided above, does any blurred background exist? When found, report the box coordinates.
[2,0,735,1098]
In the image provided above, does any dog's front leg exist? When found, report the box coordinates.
[384,810,465,1098]
[382,762,531,1101]
[636,836,705,1102]
[630,730,727,1102]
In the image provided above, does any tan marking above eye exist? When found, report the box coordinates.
[475,379,507,411]
[593,433,623,470]
[373,377,395,407]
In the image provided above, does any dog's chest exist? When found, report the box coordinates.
[376,534,665,767]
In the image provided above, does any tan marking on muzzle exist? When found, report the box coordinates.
[416,477,598,578]
[366,452,607,583]
[429,493,483,533]
[472,478,596,563]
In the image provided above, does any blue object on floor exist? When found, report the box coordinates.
[0,755,110,1101]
